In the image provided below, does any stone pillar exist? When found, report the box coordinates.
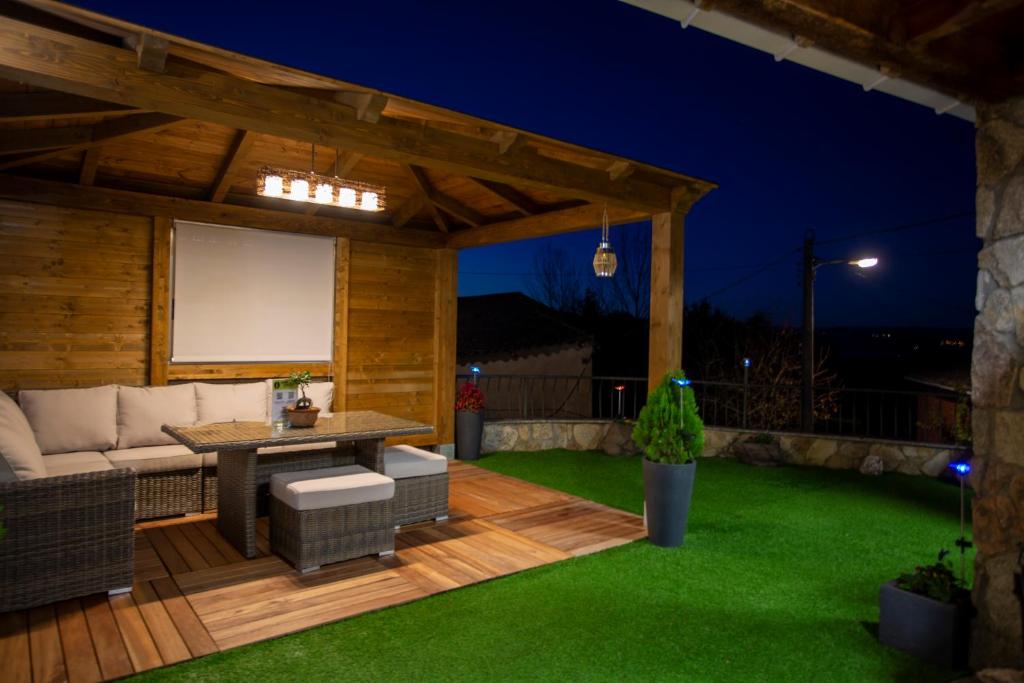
[971,96,1024,668]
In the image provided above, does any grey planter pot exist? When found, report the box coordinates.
[643,458,696,548]
[456,410,483,461]
[878,580,969,668]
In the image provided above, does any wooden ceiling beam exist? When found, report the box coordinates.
[0,92,139,122]
[0,174,446,249]
[334,91,388,124]
[78,146,100,185]
[447,203,649,249]
[124,33,169,73]
[390,195,424,228]
[902,0,1023,46]
[0,15,705,212]
[209,129,256,202]
[404,164,449,233]
[0,112,182,171]
[608,160,635,181]
[465,177,538,216]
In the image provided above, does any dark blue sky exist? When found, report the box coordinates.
[75,0,978,328]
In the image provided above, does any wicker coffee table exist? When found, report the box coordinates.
[163,411,431,558]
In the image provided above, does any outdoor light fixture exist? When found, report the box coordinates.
[743,358,752,368]
[470,366,481,385]
[949,461,971,476]
[672,378,692,388]
[592,205,617,278]
[256,147,385,211]
[850,257,879,269]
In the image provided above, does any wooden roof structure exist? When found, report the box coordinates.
[0,0,717,252]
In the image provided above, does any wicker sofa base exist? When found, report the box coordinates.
[136,469,202,519]
[270,496,394,572]
[393,473,448,526]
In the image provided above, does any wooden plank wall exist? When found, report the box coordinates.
[0,199,152,392]
[0,199,455,445]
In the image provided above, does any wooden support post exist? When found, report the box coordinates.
[647,211,685,394]
[150,216,172,385]
[434,249,458,446]
[331,238,351,412]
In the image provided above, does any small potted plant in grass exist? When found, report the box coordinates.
[879,549,971,668]
[454,381,485,460]
[285,371,319,428]
[632,370,704,547]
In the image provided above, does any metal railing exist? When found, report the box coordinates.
[456,374,970,445]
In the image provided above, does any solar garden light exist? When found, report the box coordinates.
[470,366,481,385]
[614,384,626,419]
[742,358,751,429]
[947,459,973,584]
[671,377,692,431]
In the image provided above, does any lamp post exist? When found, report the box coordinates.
[801,230,878,432]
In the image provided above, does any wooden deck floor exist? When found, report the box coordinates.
[0,462,645,682]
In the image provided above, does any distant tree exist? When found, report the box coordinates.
[528,243,587,313]
[603,224,651,319]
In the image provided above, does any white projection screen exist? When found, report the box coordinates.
[171,221,336,362]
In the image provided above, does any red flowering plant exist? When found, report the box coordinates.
[454,382,485,413]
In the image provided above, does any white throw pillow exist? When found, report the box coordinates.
[19,385,118,455]
[195,382,267,424]
[264,379,334,416]
[117,384,198,449]
[0,392,46,481]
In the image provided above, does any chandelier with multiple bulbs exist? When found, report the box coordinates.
[257,146,386,212]
[592,204,617,278]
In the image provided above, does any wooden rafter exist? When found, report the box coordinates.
[0,112,182,171]
[447,203,648,249]
[334,91,388,123]
[0,174,446,249]
[78,146,100,185]
[608,160,635,181]
[404,164,449,233]
[209,129,255,202]
[901,0,1023,46]
[0,92,138,122]
[465,177,538,216]
[391,196,425,228]
[124,33,169,73]
[0,15,708,212]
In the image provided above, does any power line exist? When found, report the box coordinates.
[694,247,801,301]
[815,211,973,246]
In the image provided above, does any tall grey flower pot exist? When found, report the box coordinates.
[643,458,696,548]
[878,581,970,669]
[456,410,483,461]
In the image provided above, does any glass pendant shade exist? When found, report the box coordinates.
[592,205,617,278]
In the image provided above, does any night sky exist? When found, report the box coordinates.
[74,0,979,328]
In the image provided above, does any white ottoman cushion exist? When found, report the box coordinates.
[19,385,118,455]
[384,445,448,479]
[271,465,394,511]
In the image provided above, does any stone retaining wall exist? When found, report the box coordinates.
[481,419,959,478]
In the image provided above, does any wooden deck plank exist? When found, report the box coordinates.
[81,595,134,681]
[108,592,163,674]
[28,605,67,683]
[0,611,32,683]
[196,521,247,564]
[161,525,211,572]
[143,528,190,575]
[54,600,102,683]
[131,582,191,666]
[179,523,229,568]
[149,578,218,658]
[134,532,169,582]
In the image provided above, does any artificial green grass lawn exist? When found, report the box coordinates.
[137,451,972,682]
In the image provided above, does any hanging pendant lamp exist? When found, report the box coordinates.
[592,204,617,278]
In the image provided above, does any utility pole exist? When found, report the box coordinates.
[801,230,815,433]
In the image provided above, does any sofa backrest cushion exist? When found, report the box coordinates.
[0,392,46,482]
[195,382,267,424]
[18,385,119,455]
[264,379,334,416]
[117,384,198,449]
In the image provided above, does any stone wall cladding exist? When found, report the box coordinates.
[480,419,957,477]
[971,96,1024,669]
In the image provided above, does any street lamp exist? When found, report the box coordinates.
[801,230,879,432]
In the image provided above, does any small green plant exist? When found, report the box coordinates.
[288,371,313,409]
[748,432,777,445]
[896,550,968,604]
[632,370,704,464]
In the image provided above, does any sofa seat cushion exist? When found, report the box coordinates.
[19,385,118,455]
[43,451,114,477]
[384,445,448,479]
[271,465,394,511]
[0,392,46,482]
[195,382,267,424]
[105,444,201,475]
[117,384,197,449]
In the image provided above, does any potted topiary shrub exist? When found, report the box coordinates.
[879,549,971,668]
[632,370,704,547]
[284,371,320,428]
[454,381,485,460]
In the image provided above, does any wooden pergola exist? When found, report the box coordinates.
[0,0,715,447]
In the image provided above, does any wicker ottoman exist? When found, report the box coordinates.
[383,445,449,527]
[269,465,395,573]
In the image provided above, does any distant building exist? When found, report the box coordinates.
[457,293,593,419]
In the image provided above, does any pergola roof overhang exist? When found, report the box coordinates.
[0,0,717,250]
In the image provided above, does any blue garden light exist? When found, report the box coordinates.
[470,366,481,375]
[949,461,971,476]
[743,358,751,368]
[672,378,692,387]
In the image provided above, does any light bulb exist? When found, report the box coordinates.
[338,187,357,208]
[851,257,878,269]
[262,174,283,197]
[361,191,379,211]
[289,178,309,201]
[314,183,333,204]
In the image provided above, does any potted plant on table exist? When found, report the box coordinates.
[632,370,704,548]
[285,371,320,428]
[454,381,485,460]
[879,549,971,668]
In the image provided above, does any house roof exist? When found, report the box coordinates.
[457,293,592,363]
